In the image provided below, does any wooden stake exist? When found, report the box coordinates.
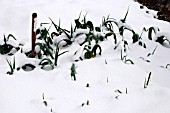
[27,13,37,58]
[32,13,37,52]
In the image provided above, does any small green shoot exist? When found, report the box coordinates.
[5,34,17,41]
[147,46,157,57]
[115,89,122,94]
[140,57,150,63]
[49,18,70,35]
[144,72,152,88]
[6,57,15,75]
[43,100,48,106]
[42,93,45,100]
[86,83,90,87]
[160,64,170,69]
[107,77,109,83]
[144,78,147,88]
[86,100,89,105]
[71,63,76,81]
[105,59,107,64]
[121,6,129,23]
[115,95,119,100]
[81,100,90,107]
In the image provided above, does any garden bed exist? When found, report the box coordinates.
[135,0,170,22]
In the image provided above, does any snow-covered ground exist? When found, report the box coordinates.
[0,0,170,113]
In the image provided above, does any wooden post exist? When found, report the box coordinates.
[32,13,37,53]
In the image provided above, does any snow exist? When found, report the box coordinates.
[0,0,170,113]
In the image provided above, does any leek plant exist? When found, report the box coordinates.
[0,34,19,55]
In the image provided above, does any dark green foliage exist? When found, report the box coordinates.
[4,10,169,75]
[5,34,17,41]
[132,33,140,43]
[54,41,69,66]
[95,27,101,32]
[50,18,72,41]
[51,32,59,38]
[84,51,92,59]
[39,58,53,66]
[0,44,13,55]
[156,36,165,44]
[0,34,19,55]
[84,44,102,59]
[102,15,116,32]
[132,27,147,48]
[105,32,117,44]
[86,21,94,31]
[49,18,70,35]
[74,13,94,31]
[39,58,54,70]
[125,59,134,64]
[155,35,170,46]
[121,50,134,64]
[92,44,102,56]
[138,41,146,48]
[147,27,159,40]
[35,43,54,59]
[35,26,54,59]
